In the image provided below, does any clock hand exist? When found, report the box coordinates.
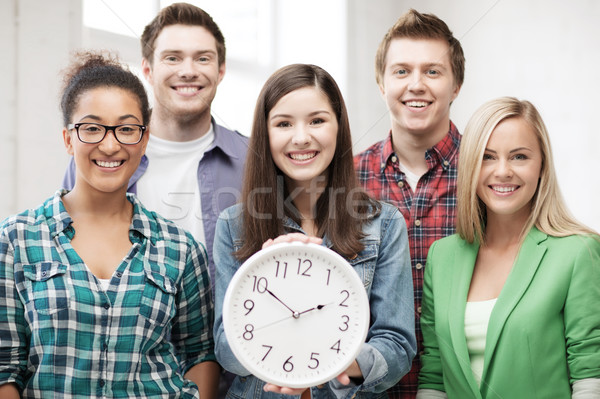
[254,302,333,332]
[254,314,293,332]
[298,302,333,315]
[264,288,298,317]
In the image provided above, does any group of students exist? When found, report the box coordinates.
[0,3,598,399]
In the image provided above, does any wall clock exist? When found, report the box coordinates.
[223,241,370,388]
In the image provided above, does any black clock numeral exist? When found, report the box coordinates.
[252,276,268,293]
[308,352,320,369]
[339,290,350,307]
[326,269,331,286]
[339,315,350,332]
[275,261,288,278]
[283,356,294,372]
[297,258,312,276]
[261,345,273,361]
[242,324,254,341]
[330,339,341,353]
[243,299,254,316]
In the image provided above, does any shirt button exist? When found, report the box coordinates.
[103,303,110,310]
[380,162,385,169]
[414,219,421,227]
[417,306,422,314]
[41,271,47,277]
[443,160,449,167]
[391,156,397,163]
[115,272,122,278]
[416,263,423,270]
[397,181,404,188]
[99,379,105,387]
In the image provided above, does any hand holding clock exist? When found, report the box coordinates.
[263,361,362,395]
[222,234,370,390]
[261,233,323,249]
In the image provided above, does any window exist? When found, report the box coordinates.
[82,0,346,134]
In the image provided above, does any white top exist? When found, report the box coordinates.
[96,278,111,291]
[397,161,422,192]
[84,263,112,291]
[464,298,497,387]
[136,127,215,244]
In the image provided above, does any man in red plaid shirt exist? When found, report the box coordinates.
[354,9,465,399]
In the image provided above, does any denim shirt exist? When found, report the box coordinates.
[213,202,416,399]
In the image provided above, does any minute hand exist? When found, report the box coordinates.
[265,288,297,316]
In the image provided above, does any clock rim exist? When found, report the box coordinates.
[222,241,370,388]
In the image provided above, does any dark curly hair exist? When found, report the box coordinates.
[60,50,150,127]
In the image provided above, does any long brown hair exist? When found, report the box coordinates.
[236,64,379,261]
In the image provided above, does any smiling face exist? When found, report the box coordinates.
[63,87,148,195]
[380,38,460,145]
[476,117,542,223]
[142,24,225,124]
[268,87,338,190]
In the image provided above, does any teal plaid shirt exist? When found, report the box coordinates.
[0,190,215,398]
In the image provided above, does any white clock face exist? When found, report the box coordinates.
[223,242,370,388]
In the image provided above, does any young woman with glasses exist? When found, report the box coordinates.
[0,51,217,398]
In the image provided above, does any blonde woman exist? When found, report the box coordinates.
[417,97,599,398]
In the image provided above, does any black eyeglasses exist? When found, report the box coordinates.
[67,123,146,145]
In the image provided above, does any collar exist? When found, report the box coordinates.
[46,190,153,244]
[379,120,460,173]
[127,194,157,245]
[129,118,243,190]
[523,225,549,245]
[45,190,74,239]
[281,216,334,249]
[425,121,460,171]
[208,117,243,159]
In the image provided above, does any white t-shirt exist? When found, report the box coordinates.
[397,159,422,192]
[136,127,215,244]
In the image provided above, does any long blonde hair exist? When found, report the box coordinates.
[457,97,596,244]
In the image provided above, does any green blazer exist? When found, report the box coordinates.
[419,227,600,398]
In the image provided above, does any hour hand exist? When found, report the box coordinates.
[298,303,331,316]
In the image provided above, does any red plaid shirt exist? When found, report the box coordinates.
[354,122,460,399]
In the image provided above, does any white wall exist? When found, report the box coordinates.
[2,0,599,231]
[1,0,82,217]
[0,0,17,216]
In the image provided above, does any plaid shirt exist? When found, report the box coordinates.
[0,190,215,398]
[354,123,460,399]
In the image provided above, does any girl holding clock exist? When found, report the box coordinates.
[213,64,416,399]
